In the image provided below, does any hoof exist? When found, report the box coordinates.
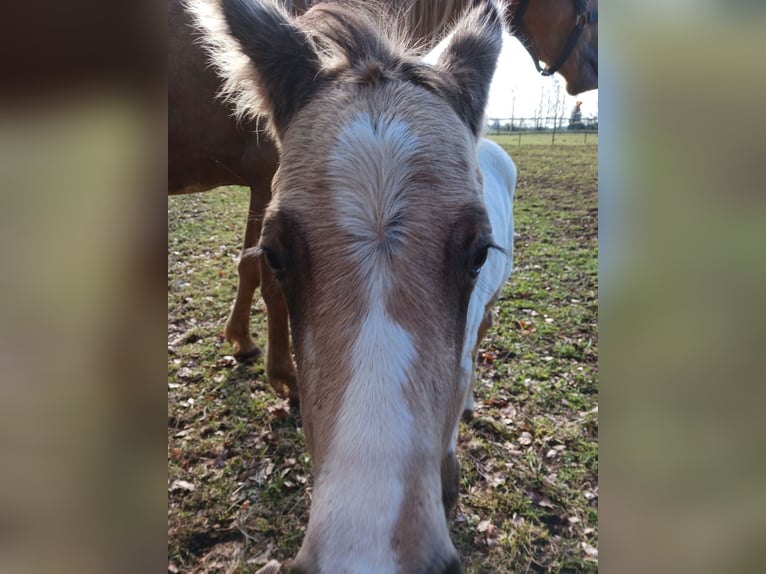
[268,374,299,406]
[224,322,261,361]
[233,346,262,363]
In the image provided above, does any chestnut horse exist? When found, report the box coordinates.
[190,0,503,570]
[169,0,598,403]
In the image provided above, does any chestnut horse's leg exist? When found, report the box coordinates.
[224,139,297,402]
[225,184,297,403]
[224,185,268,360]
[260,260,299,404]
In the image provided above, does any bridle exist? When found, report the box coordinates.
[511,0,598,77]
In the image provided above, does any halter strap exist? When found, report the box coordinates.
[511,0,598,77]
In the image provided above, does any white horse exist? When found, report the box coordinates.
[462,138,516,418]
[437,138,517,522]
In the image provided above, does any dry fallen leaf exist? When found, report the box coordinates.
[484,397,509,408]
[500,403,517,424]
[518,432,533,445]
[542,473,558,488]
[255,559,282,574]
[475,519,500,548]
[268,407,290,419]
[502,441,523,457]
[262,461,275,478]
[214,355,238,369]
[581,542,598,559]
[516,319,537,335]
[247,543,274,565]
[170,479,195,492]
[545,445,566,458]
[537,496,555,509]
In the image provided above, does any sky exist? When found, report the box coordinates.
[426,31,599,123]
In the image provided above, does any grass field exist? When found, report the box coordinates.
[168,137,598,573]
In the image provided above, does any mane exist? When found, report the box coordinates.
[302,1,465,94]
[292,0,465,53]
[401,0,464,51]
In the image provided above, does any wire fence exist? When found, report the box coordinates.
[486,116,598,145]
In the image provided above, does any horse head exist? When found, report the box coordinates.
[510,0,598,94]
[191,0,504,570]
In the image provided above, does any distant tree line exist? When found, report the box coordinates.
[489,80,598,135]
[487,116,598,134]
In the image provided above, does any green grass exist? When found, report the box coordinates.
[168,137,598,573]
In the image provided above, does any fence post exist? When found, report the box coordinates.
[551,115,556,144]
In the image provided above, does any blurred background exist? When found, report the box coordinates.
[600,1,766,572]
[427,28,600,136]
[0,1,166,573]
[1,0,765,572]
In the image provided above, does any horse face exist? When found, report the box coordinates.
[512,0,598,94]
[264,97,492,572]
[193,1,503,570]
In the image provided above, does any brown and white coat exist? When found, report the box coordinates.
[190,0,507,571]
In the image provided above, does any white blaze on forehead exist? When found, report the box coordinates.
[327,113,420,264]
[307,113,419,572]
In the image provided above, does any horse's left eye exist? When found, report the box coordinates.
[468,245,489,279]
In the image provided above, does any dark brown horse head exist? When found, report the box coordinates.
[509,0,598,94]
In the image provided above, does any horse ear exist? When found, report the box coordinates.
[218,0,322,139]
[435,0,504,138]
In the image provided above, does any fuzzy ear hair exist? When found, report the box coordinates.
[191,0,322,141]
[221,0,322,138]
[435,0,504,138]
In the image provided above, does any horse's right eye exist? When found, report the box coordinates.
[467,245,490,279]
